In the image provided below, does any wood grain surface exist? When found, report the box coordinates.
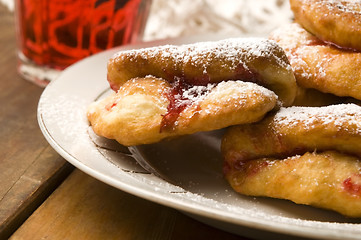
[0,3,251,240]
[11,170,246,240]
[0,4,73,239]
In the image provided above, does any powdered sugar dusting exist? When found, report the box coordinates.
[115,37,290,73]
[182,83,215,103]
[270,23,332,83]
[209,80,277,104]
[274,104,361,133]
[324,0,361,15]
[185,80,277,110]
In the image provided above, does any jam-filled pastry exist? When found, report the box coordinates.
[222,104,361,217]
[290,0,361,51]
[270,23,361,101]
[107,38,297,106]
[87,76,277,146]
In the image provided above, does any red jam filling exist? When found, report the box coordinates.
[105,102,117,111]
[160,77,211,132]
[163,62,261,86]
[247,160,269,177]
[307,37,359,52]
[343,175,361,197]
[190,73,212,86]
[108,73,120,91]
[234,64,261,85]
[223,156,269,178]
[160,65,262,132]
[160,78,191,132]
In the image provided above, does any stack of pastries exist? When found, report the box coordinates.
[88,0,361,218]
[88,38,296,146]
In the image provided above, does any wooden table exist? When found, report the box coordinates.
[0,4,254,240]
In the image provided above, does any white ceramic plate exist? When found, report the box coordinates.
[38,37,361,240]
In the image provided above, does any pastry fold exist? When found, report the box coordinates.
[107,38,296,106]
[290,0,361,51]
[88,77,277,146]
[270,23,361,101]
[222,104,361,217]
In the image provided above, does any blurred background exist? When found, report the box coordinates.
[1,0,293,42]
[143,0,293,41]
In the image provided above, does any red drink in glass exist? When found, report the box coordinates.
[15,0,151,86]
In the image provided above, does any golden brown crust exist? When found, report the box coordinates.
[224,151,361,217]
[222,104,361,217]
[88,77,277,146]
[269,23,361,100]
[290,0,361,51]
[222,104,361,162]
[107,38,297,106]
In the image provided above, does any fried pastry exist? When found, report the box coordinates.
[290,0,361,51]
[222,104,361,217]
[224,151,361,218]
[107,38,297,106]
[88,77,277,146]
[269,23,361,100]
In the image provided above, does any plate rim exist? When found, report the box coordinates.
[37,36,361,240]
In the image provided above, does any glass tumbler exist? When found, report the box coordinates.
[14,0,152,87]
